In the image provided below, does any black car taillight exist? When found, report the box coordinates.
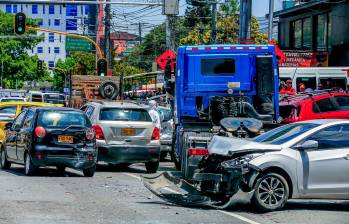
[34,126,46,138]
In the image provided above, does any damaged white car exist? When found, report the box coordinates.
[143,119,349,212]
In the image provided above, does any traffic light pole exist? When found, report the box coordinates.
[48,67,72,107]
[26,26,103,59]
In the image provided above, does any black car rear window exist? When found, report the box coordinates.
[37,111,91,128]
[99,108,151,122]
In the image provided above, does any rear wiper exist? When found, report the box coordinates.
[63,125,85,131]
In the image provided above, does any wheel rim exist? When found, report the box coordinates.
[0,150,5,167]
[258,176,285,207]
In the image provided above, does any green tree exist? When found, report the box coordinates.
[52,51,96,91]
[0,11,49,89]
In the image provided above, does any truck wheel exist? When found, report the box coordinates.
[251,172,289,212]
[171,130,181,170]
[83,165,96,177]
[145,161,159,173]
[99,80,118,100]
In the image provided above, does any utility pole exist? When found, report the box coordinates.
[268,0,274,41]
[239,0,252,42]
[104,0,112,69]
[138,22,142,43]
[211,1,217,44]
[163,0,178,51]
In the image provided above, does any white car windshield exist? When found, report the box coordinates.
[253,123,319,145]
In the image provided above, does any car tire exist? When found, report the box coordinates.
[83,165,96,177]
[145,161,159,173]
[160,151,168,161]
[0,147,11,169]
[251,172,289,212]
[56,166,66,175]
[24,153,37,176]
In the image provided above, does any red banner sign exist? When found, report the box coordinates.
[279,50,328,67]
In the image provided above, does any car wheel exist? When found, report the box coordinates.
[145,161,159,173]
[83,165,96,177]
[56,166,66,175]
[251,172,289,212]
[160,151,168,161]
[24,153,37,176]
[0,147,11,169]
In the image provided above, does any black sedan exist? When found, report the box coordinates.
[0,107,97,177]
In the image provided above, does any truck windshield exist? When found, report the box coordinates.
[100,108,152,122]
[253,123,318,145]
[37,111,91,128]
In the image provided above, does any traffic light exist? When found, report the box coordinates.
[14,13,26,35]
[37,60,43,73]
[97,58,107,76]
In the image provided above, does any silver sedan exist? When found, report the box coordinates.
[214,119,349,211]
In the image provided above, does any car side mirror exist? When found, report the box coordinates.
[4,122,13,130]
[294,140,318,151]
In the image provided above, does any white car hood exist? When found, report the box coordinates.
[208,136,282,156]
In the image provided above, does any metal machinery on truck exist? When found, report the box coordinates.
[165,45,280,179]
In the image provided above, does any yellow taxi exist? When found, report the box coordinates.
[0,102,63,145]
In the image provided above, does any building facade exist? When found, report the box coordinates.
[275,0,349,66]
[0,3,92,68]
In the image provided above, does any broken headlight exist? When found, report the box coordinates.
[220,153,264,169]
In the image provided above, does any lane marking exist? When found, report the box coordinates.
[124,172,261,224]
[124,173,141,181]
[219,211,261,224]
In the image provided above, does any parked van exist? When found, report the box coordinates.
[279,67,349,92]
[28,91,65,105]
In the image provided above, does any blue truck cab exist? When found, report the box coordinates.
[169,45,280,176]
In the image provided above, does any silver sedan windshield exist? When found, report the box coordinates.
[254,123,319,145]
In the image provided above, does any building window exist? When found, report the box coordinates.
[54,19,60,26]
[32,5,38,14]
[59,35,62,42]
[66,19,77,31]
[60,5,62,14]
[37,47,43,53]
[48,19,51,26]
[20,5,23,12]
[291,17,312,50]
[66,5,77,16]
[13,5,17,13]
[49,33,54,42]
[48,47,51,53]
[316,13,330,51]
[49,5,55,14]
[6,4,11,13]
[85,5,89,15]
[302,17,312,49]
[48,61,54,68]
[54,47,60,54]
[42,5,45,14]
[38,19,43,26]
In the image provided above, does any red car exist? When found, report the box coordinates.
[280,91,349,124]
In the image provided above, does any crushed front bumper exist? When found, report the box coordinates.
[142,171,254,209]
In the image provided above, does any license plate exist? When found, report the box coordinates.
[58,135,74,144]
[121,128,135,136]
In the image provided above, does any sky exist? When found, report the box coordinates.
[252,0,283,17]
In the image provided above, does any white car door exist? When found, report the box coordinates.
[297,124,349,199]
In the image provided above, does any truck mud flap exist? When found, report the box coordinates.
[142,172,244,209]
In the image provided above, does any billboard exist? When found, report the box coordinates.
[279,50,329,67]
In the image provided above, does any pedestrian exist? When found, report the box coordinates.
[298,83,306,93]
[280,80,296,95]
[148,100,161,129]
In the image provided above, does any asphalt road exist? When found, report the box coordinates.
[0,159,348,224]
